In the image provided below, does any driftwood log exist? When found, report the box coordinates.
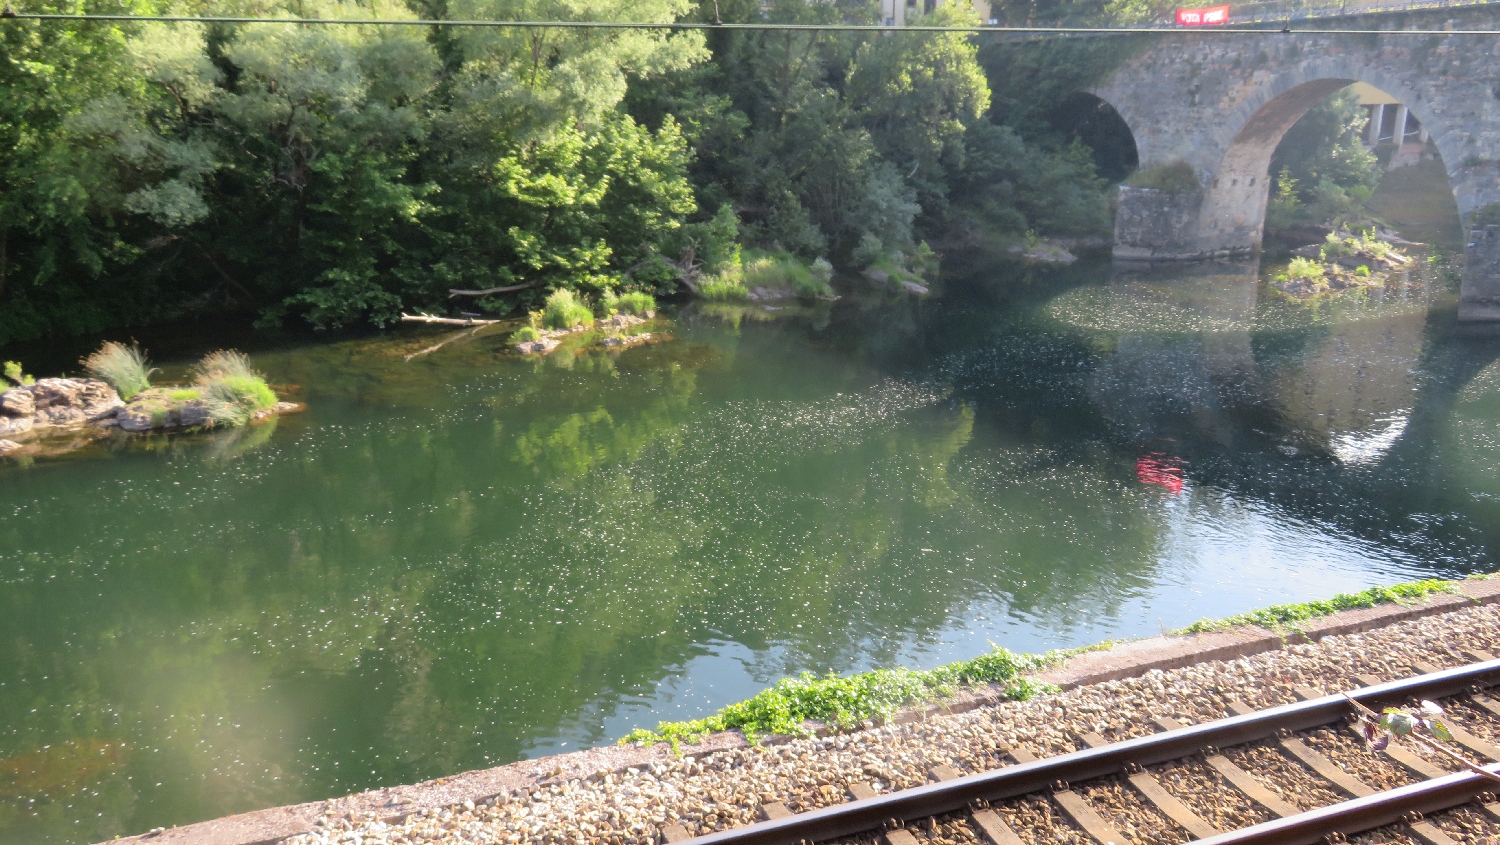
[400,312,501,326]
[447,281,540,298]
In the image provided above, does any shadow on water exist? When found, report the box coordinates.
[1,246,1499,843]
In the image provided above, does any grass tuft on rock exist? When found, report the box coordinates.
[193,350,278,426]
[621,646,1064,749]
[616,291,656,315]
[542,289,595,329]
[83,342,153,400]
[1173,579,1458,635]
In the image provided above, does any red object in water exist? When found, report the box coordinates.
[1175,4,1229,25]
[1136,454,1184,494]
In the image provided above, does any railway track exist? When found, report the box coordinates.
[660,652,1500,845]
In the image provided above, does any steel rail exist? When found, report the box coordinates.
[1192,763,1500,844]
[676,658,1500,845]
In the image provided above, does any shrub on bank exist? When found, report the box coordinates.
[596,290,656,317]
[740,251,833,298]
[542,289,595,329]
[697,273,749,301]
[511,325,541,343]
[3,361,35,387]
[83,342,153,400]
[616,291,656,315]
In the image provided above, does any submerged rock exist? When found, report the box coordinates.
[252,401,305,423]
[515,338,562,355]
[0,440,19,456]
[1008,241,1078,264]
[601,332,651,348]
[901,281,930,296]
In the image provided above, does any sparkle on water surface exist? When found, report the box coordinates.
[0,249,1497,843]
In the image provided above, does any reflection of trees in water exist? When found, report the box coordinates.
[5,266,1498,843]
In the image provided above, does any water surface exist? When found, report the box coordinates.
[2,249,1499,843]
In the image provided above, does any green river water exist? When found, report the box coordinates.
[3,246,1500,843]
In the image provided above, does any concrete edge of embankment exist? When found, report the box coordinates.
[111,577,1500,845]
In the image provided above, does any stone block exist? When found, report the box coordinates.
[1113,185,1204,260]
[1461,225,1500,321]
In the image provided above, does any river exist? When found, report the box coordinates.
[2,238,1499,842]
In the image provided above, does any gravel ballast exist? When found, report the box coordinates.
[273,600,1500,845]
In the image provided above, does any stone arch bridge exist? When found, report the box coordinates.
[1089,6,1500,319]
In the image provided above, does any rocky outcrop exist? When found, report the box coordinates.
[0,375,302,460]
[116,390,215,432]
[0,379,123,434]
[252,402,305,423]
[515,312,655,355]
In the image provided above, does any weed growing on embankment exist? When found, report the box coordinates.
[621,646,1072,749]
[625,577,1473,752]
[1173,578,1458,634]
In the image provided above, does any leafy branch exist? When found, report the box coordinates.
[1344,694,1500,785]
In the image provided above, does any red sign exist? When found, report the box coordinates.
[1175,4,1229,25]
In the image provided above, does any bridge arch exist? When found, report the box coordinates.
[1087,14,1500,320]
[1193,65,1459,254]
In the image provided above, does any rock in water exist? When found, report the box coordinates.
[0,388,35,418]
[0,417,34,437]
[117,393,215,431]
[28,379,124,426]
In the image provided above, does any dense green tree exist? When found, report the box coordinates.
[0,0,1137,343]
[0,4,219,342]
[846,3,989,226]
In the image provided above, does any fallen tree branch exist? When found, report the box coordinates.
[448,281,540,298]
[400,312,501,326]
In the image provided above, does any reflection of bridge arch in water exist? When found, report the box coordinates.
[1068,257,1500,560]
[1077,256,1456,469]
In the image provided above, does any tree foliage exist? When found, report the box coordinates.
[0,0,1129,344]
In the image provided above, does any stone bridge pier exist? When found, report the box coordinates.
[1091,9,1500,320]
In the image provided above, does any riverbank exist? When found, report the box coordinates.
[111,575,1500,845]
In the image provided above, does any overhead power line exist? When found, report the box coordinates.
[4,8,1500,33]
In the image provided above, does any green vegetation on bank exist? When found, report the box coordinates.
[624,577,1474,750]
[1174,578,1459,634]
[621,646,1064,748]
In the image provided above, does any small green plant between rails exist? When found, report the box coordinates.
[620,646,1088,751]
[1173,578,1459,635]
